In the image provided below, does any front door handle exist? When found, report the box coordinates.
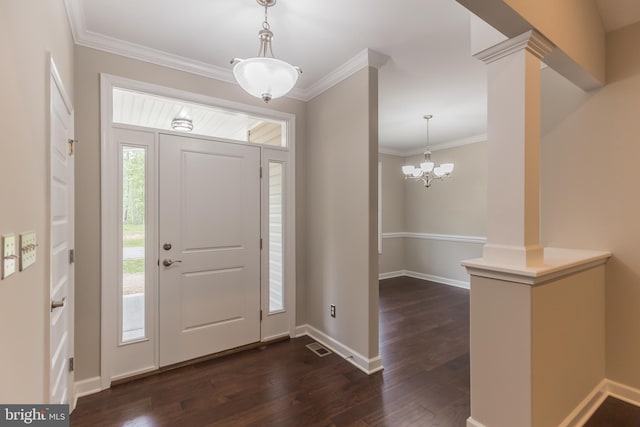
[51,297,66,312]
[162,259,183,267]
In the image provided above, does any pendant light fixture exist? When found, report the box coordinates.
[231,0,302,103]
[401,115,454,187]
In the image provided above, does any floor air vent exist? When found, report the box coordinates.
[306,342,332,357]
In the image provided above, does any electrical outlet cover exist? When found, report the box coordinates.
[2,234,17,279]
[19,231,37,271]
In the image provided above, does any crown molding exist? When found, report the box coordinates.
[64,0,85,42]
[379,133,487,157]
[303,48,389,101]
[430,133,488,151]
[63,0,385,102]
[378,147,408,156]
[474,29,555,64]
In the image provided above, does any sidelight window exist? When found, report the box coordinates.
[268,162,284,312]
[121,146,146,342]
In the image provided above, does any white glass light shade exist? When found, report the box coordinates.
[233,57,299,101]
[420,161,434,172]
[433,166,445,177]
[411,168,423,178]
[402,165,415,175]
[441,163,454,174]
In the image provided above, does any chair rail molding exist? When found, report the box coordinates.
[382,232,486,244]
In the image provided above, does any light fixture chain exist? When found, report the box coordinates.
[263,1,270,30]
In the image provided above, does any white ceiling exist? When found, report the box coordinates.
[65,0,640,153]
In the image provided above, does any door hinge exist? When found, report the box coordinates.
[260,238,263,250]
[260,166,263,178]
[69,357,74,372]
[260,310,263,322]
[68,249,75,264]
[67,139,78,156]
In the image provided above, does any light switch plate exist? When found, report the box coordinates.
[19,231,37,271]
[2,234,17,279]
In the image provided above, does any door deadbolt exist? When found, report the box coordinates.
[163,242,172,250]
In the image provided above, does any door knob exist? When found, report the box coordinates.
[162,259,182,267]
[51,297,66,312]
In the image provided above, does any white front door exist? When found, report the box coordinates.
[158,134,261,366]
[50,59,74,405]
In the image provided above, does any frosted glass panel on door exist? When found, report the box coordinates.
[122,146,146,342]
[269,162,284,312]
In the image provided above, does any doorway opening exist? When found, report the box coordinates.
[100,75,296,388]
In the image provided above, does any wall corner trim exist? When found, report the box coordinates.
[294,324,384,375]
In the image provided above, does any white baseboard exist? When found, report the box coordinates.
[559,379,608,427]
[295,324,384,375]
[378,270,405,280]
[73,376,102,407]
[467,417,486,427]
[606,380,640,409]
[378,269,470,289]
[558,378,640,427]
[294,324,309,338]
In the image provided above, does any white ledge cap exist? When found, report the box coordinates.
[461,247,612,286]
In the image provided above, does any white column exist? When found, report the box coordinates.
[475,31,553,267]
[464,30,612,427]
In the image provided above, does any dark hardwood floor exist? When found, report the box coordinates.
[584,397,640,427]
[71,276,471,426]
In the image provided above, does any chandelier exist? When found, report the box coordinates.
[401,115,454,187]
[231,0,302,103]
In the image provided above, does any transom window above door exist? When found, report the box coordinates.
[112,88,287,147]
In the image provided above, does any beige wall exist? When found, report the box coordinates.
[401,143,486,281]
[306,67,379,359]
[404,143,487,235]
[0,0,74,402]
[504,0,606,84]
[379,154,405,232]
[541,21,640,390]
[470,266,606,427]
[74,46,308,381]
[531,266,606,427]
[404,239,484,284]
[470,276,532,427]
[457,0,606,89]
[379,154,405,274]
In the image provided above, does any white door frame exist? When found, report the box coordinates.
[48,56,75,407]
[99,74,296,389]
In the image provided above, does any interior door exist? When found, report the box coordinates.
[50,60,74,405]
[158,134,261,366]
